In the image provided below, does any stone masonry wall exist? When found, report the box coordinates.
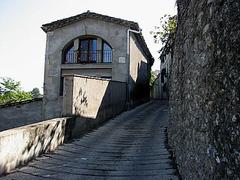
[168,0,240,179]
[0,98,43,132]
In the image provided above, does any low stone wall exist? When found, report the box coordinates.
[0,117,69,175]
[0,115,103,175]
[0,98,43,132]
[63,75,127,123]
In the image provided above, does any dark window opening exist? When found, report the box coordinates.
[100,76,112,80]
[60,77,64,96]
[79,39,97,63]
[161,68,166,83]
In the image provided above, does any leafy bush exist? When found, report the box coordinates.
[0,77,33,105]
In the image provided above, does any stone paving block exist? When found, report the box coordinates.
[2,101,180,179]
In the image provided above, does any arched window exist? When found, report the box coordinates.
[63,37,112,64]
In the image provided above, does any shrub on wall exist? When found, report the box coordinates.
[0,77,33,105]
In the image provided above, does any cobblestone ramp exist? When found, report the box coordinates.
[2,101,179,180]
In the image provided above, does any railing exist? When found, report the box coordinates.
[64,50,112,64]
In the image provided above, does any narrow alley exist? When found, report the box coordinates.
[2,101,179,180]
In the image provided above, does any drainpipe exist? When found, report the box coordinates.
[126,28,141,108]
[127,29,141,54]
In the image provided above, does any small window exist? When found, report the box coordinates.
[60,77,64,96]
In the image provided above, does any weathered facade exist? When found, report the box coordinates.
[159,52,172,100]
[41,11,154,119]
[169,0,240,179]
[153,35,174,100]
[0,98,43,131]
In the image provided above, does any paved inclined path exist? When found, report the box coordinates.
[2,101,179,180]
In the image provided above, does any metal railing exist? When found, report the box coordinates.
[64,50,112,64]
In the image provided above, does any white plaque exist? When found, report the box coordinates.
[119,57,126,64]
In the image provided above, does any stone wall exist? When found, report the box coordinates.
[0,74,127,175]
[168,0,240,179]
[0,98,43,132]
[63,75,127,122]
[0,116,93,175]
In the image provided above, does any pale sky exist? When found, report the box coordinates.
[0,0,176,92]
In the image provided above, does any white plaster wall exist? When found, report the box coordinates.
[63,75,126,120]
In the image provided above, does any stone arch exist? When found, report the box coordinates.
[62,35,113,64]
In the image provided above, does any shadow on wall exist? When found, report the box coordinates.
[0,117,75,175]
[129,61,150,107]
[74,88,88,115]
[62,75,127,139]
[0,114,114,176]
[0,74,149,175]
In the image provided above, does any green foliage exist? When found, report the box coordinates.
[149,71,157,87]
[1,78,21,92]
[150,14,177,53]
[31,88,42,98]
[0,77,33,105]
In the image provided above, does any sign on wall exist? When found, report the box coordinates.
[118,57,126,64]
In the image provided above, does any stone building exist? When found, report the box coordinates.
[159,53,171,99]
[158,37,174,100]
[41,11,154,119]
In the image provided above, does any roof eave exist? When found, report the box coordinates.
[41,11,139,33]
